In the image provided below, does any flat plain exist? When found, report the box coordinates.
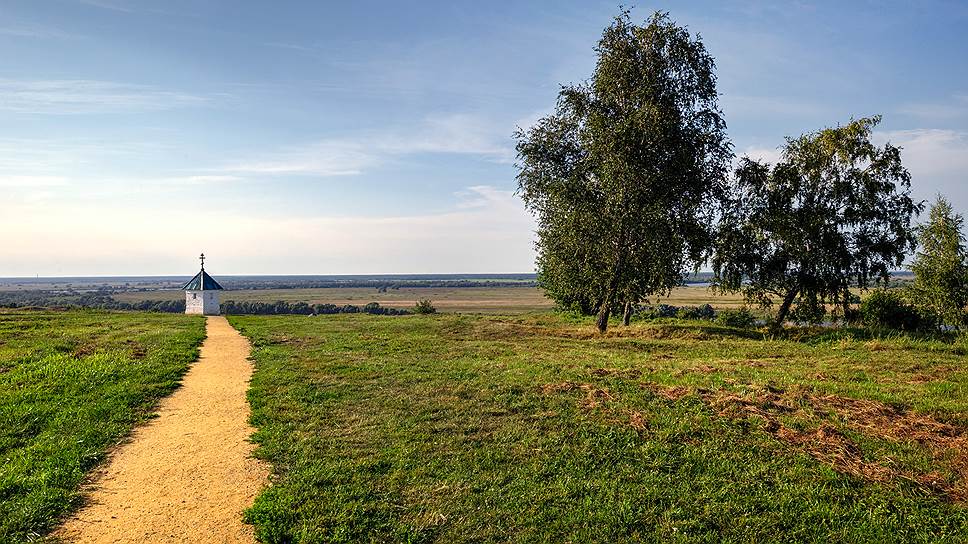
[112,285,748,313]
[232,312,968,543]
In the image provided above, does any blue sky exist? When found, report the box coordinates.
[1,0,967,276]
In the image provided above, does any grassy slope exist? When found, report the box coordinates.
[232,313,968,544]
[0,309,205,542]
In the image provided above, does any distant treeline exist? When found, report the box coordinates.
[0,290,408,316]
[219,279,537,290]
[220,300,408,315]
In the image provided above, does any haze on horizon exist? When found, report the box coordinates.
[2,0,967,276]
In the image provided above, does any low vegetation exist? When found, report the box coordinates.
[0,309,205,542]
[232,312,968,543]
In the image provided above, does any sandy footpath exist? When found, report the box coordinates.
[57,316,269,543]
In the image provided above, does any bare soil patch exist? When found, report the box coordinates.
[545,375,968,502]
[697,385,968,502]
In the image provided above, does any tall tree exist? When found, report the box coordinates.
[910,196,968,329]
[515,11,731,332]
[713,117,921,328]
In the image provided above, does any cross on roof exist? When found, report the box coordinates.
[200,252,205,270]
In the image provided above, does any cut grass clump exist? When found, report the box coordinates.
[0,309,205,542]
[232,313,968,543]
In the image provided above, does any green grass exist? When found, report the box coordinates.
[0,309,205,542]
[231,312,968,543]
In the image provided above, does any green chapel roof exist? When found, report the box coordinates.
[182,269,224,291]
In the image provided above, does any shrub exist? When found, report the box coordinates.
[656,304,678,318]
[860,290,932,331]
[716,308,755,328]
[676,307,700,319]
[696,304,716,319]
[413,299,437,314]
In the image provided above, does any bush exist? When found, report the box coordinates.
[675,306,699,319]
[716,309,755,328]
[696,303,716,319]
[413,299,437,314]
[860,290,932,331]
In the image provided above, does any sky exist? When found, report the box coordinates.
[1,0,967,276]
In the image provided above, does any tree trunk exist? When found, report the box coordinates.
[596,303,612,333]
[596,231,627,334]
[623,301,633,326]
[773,286,799,330]
[596,268,623,334]
[841,286,851,323]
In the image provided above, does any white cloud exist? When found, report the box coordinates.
[737,145,782,164]
[875,128,968,213]
[876,129,968,178]
[223,113,515,177]
[168,175,242,184]
[0,79,207,114]
[897,94,968,121]
[0,184,537,275]
[0,24,78,39]
[77,0,136,13]
[224,140,372,177]
[0,175,68,187]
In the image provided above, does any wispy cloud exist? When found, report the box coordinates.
[222,113,515,177]
[874,128,968,214]
[77,0,136,13]
[224,140,373,177]
[737,145,782,165]
[0,23,79,39]
[0,184,537,275]
[0,174,69,187]
[876,129,968,178]
[897,94,968,122]
[0,79,208,114]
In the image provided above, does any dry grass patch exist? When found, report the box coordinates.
[696,385,968,502]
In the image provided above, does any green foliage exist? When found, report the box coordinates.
[222,300,409,316]
[909,196,968,329]
[860,290,932,332]
[231,313,968,543]
[713,117,921,328]
[674,305,716,320]
[0,310,205,542]
[516,11,731,331]
[715,308,756,329]
[412,299,437,314]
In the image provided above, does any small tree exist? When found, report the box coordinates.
[713,117,921,329]
[413,300,437,314]
[910,196,968,329]
[516,10,731,333]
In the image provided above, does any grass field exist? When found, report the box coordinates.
[0,310,205,542]
[113,285,748,313]
[231,312,968,543]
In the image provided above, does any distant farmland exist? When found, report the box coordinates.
[111,285,750,314]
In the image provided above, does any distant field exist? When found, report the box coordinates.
[113,285,749,313]
[232,312,968,543]
[0,310,205,542]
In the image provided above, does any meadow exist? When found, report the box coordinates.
[0,310,205,542]
[112,285,748,314]
[231,312,968,543]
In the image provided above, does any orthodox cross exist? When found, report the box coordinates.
[200,253,206,271]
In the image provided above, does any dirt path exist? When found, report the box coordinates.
[57,316,269,543]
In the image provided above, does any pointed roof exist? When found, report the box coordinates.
[183,269,224,291]
[182,253,223,291]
